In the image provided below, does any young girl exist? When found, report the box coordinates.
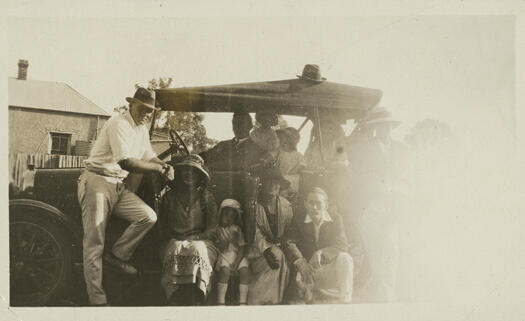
[211,199,250,305]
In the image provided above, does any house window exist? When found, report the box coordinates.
[50,132,71,155]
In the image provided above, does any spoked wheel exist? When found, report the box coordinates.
[10,213,72,306]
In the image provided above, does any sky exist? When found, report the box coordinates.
[7,15,516,153]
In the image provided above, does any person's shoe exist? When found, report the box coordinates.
[90,303,110,307]
[103,252,138,275]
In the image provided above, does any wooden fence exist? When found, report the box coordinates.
[9,153,88,188]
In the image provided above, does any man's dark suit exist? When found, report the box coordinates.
[285,209,349,265]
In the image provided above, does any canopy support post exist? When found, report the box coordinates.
[297,117,309,132]
[149,110,157,137]
[314,107,325,167]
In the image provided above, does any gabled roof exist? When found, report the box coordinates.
[8,77,110,117]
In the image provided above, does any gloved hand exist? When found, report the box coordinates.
[263,248,280,270]
[295,258,314,285]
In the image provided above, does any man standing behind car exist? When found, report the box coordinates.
[78,87,174,306]
[200,111,253,171]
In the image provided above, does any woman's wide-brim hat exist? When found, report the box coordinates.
[363,107,400,127]
[256,167,291,189]
[297,64,327,82]
[125,86,160,110]
[173,154,211,182]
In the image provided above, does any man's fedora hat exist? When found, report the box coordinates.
[297,64,327,82]
[126,87,159,110]
[363,107,400,127]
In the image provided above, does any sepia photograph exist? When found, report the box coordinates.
[2,1,525,320]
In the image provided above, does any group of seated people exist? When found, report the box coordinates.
[157,110,354,305]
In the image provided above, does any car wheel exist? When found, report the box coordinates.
[10,211,73,306]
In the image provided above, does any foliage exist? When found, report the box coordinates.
[113,77,217,153]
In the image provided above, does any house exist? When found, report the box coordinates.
[8,59,111,187]
[9,59,111,156]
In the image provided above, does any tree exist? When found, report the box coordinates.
[141,77,218,154]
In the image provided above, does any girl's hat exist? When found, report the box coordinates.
[219,198,242,213]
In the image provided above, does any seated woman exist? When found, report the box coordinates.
[245,168,294,305]
[157,155,218,305]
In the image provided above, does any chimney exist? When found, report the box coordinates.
[17,59,28,80]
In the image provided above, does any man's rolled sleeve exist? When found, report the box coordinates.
[108,119,134,162]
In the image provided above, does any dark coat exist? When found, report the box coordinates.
[284,210,349,263]
[200,137,270,171]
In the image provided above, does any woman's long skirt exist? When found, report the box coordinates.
[247,245,289,305]
[160,239,218,300]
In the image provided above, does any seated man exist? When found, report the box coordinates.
[284,187,353,303]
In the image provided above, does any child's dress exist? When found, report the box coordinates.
[215,225,249,271]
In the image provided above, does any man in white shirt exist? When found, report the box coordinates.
[78,87,174,306]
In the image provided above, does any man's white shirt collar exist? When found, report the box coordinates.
[304,210,333,224]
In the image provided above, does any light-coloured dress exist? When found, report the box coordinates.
[214,225,249,271]
[158,188,219,300]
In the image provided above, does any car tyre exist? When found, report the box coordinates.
[10,210,73,306]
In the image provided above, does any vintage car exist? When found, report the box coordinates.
[9,74,382,306]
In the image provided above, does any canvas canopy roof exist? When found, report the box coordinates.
[155,78,382,119]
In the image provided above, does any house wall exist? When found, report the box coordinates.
[9,107,108,154]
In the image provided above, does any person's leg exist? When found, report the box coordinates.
[335,252,354,303]
[111,188,157,261]
[216,267,230,305]
[238,259,250,305]
[78,173,119,305]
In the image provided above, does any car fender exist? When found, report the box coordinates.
[9,198,83,245]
